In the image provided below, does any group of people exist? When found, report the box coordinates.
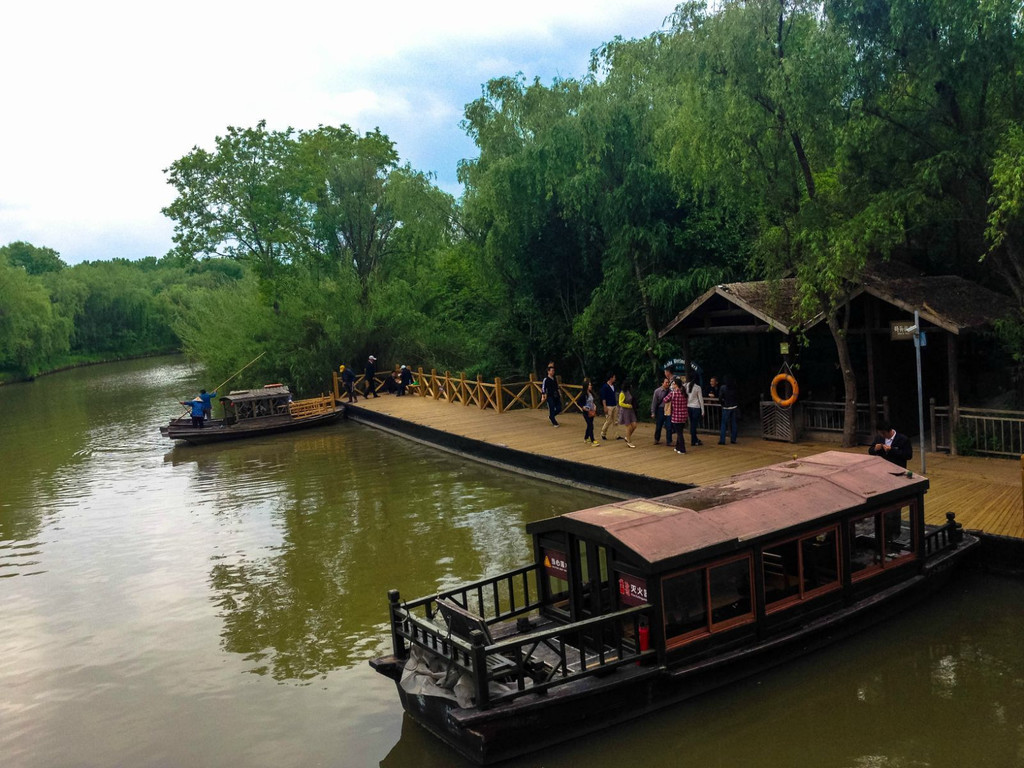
[339,356,414,402]
[180,389,216,427]
[545,364,741,454]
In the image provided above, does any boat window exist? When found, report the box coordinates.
[663,555,754,647]
[849,503,917,581]
[763,527,840,611]
[663,570,706,641]
[709,558,752,624]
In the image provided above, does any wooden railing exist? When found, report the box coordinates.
[335,368,589,415]
[288,395,335,419]
[801,397,889,437]
[388,578,655,709]
[923,512,965,557]
[930,400,1024,457]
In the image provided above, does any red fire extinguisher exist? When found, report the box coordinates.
[638,619,650,653]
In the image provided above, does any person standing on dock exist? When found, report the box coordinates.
[599,373,618,440]
[582,380,599,445]
[718,376,740,444]
[685,375,705,446]
[541,363,562,427]
[364,355,379,398]
[198,389,217,420]
[652,377,673,446]
[398,365,412,396]
[339,364,357,403]
[665,378,689,454]
[868,422,912,468]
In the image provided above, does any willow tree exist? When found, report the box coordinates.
[666,0,910,446]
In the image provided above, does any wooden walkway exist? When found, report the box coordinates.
[351,393,1024,541]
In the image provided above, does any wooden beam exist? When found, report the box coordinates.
[680,325,781,335]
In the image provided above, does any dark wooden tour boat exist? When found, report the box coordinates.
[161,384,342,445]
[370,451,977,764]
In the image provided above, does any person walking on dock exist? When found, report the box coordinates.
[665,377,689,454]
[541,363,562,426]
[339,364,357,403]
[618,381,638,448]
[651,377,673,446]
[364,355,379,398]
[582,380,599,446]
[599,373,618,440]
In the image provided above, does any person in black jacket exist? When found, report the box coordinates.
[868,421,913,468]
[364,355,379,398]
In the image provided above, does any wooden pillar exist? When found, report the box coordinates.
[948,333,960,456]
[530,373,538,409]
[495,376,504,413]
[866,299,877,425]
[332,371,340,402]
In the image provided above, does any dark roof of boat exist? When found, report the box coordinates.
[527,451,928,573]
[223,384,291,403]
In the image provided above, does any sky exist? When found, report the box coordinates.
[0,1,674,265]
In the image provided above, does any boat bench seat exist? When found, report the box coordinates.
[435,599,537,681]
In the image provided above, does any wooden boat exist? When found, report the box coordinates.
[161,384,342,445]
[370,451,977,764]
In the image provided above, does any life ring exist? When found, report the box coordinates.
[770,373,799,407]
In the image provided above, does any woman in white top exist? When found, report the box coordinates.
[685,376,705,446]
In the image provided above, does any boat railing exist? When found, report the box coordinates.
[409,564,545,625]
[923,512,965,557]
[388,586,655,709]
[288,395,335,419]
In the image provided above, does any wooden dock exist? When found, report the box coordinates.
[350,393,1024,541]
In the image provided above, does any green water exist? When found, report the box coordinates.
[2,358,1022,768]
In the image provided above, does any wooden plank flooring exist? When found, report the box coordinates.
[351,394,1024,540]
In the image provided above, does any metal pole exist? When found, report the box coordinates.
[914,310,926,474]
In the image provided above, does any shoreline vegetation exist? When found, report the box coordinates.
[4,2,1024,408]
[0,349,183,386]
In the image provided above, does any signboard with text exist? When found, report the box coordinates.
[890,321,916,340]
[543,549,569,580]
[617,572,648,606]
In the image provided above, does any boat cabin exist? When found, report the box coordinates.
[220,384,292,425]
[375,451,970,764]
[527,451,934,663]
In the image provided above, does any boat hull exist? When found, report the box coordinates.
[162,408,343,445]
[372,535,977,765]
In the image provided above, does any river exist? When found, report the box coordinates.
[1,357,1022,768]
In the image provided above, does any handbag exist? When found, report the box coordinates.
[663,401,672,416]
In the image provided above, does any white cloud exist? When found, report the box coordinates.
[0,0,672,263]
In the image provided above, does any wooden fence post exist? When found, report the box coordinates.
[530,373,538,409]
[460,372,468,405]
[444,371,451,402]
[477,374,485,409]
[929,398,936,453]
[495,376,504,413]
[332,371,340,402]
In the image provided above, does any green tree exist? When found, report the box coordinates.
[0,241,66,275]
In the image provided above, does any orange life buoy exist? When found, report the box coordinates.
[770,373,799,407]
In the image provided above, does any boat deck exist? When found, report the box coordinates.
[349,394,1024,540]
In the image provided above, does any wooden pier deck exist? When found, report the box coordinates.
[350,393,1024,541]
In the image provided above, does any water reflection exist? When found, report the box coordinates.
[164,426,604,681]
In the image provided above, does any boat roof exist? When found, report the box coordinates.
[223,384,291,403]
[526,452,928,573]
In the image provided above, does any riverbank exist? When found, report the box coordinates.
[0,349,182,385]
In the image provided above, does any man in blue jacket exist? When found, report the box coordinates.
[181,397,206,428]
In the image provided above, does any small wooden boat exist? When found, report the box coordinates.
[161,384,342,445]
[370,451,977,764]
